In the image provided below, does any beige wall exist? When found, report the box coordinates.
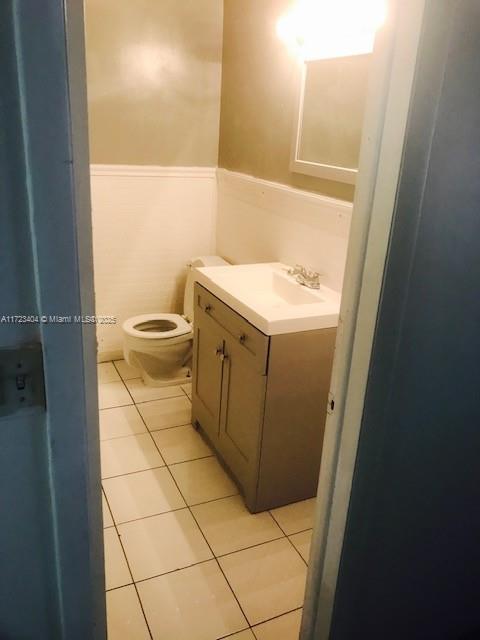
[218,0,355,201]
[85,0,223,166]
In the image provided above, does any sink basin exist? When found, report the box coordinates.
[194,262,340,335]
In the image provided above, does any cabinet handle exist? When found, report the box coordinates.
[238,333,246,344]
[214,346,223,356]
[205,304,212,313]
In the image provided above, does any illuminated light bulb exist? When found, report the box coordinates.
[276,0,387,60]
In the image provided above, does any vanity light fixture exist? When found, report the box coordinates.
[276,0,387,61]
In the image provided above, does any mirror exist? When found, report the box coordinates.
[291,53,371,185]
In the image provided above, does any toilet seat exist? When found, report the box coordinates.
[123,313,192,341]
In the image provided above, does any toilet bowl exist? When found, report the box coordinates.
[123,256,228,387]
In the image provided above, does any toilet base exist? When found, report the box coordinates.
[124,341,193,388]
[140,366,192,388]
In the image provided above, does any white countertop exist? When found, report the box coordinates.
[194,262,341,335]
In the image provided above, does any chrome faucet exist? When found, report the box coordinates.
[287,264,321,289]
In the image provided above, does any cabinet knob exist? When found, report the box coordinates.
[238,333,246,344]
[214,346,223,356]
[219,353,228,362]
[205,304,212,313]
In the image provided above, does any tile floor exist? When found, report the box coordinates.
[99,360,315,640]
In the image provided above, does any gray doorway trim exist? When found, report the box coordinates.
[301,1,426,638]
[14,1,105,637]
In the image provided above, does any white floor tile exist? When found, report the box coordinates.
[104,528,132,590]
[98,362,121,384]
[106,585,150,640]
[181,382,192,399]
[270,498,316,535]
[169,457,238,506]
[98,381,133,410]
[102,492,114,528]
[103,467,185,523]
[253,608,303,640]
[289,529,312,563]
[125,378,185,403]
[218,538,307,626]
[113,359,140,381]
[99,405,146,441]
[151,424,212,465]
[100,433,164,479]
[118,509,212,581]
[137,560,247,640]
[137,396,192,431]
[191,495,283,556]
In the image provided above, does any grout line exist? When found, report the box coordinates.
[161,452,215,466]
[105,489,241,529]
[102,361,309,635]
[166,454,229,470]
[98,377,123,385]
[181,491,239,508]
[267,510,287,535]
[111,361,140,382]
[285,526,314,537]
[105,582,135,594]
[217,628,255,640]
[133,558,213,586]
[99,401,134,410]
[285,534,309,568]
[99,431,149,443]
[266,511,310,567]
[214,533,287,560]
[250,606,304,633]
[190,524,251,628]
[102,487,154,640]
[112,505,189,528]
[146,421,194,433]
[118,373,142,406]
[101,486,115,528]
[100,432,151,442]
[129,393,187,405]
[180,384,192,401]
[268,509,314,538]
[100,430,160,443]
[138,397,252,628]
[101,463,167,481]
[99,419,194,442]
[109,508,287,561]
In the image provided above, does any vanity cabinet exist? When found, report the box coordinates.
[192,283,336,512]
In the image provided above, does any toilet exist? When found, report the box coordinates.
[122,256,228,387]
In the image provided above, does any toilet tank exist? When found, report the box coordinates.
[183,256,229,321]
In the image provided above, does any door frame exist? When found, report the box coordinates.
[14,0,426,637]
[14,1,105,637]
[301,1,426,638]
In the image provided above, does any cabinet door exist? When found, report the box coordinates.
[219,335,267,511]
[192,309,224,444]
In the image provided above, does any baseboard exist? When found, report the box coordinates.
[90,164,216,179]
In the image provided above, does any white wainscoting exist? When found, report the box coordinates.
[90,165,217,360]
[216,169,353,293]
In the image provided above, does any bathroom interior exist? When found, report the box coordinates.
[87,0,380,638]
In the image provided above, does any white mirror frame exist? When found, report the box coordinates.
[290,62,358,185]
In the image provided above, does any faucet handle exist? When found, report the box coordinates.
[287,264,304,276]
[305,270,322,289]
